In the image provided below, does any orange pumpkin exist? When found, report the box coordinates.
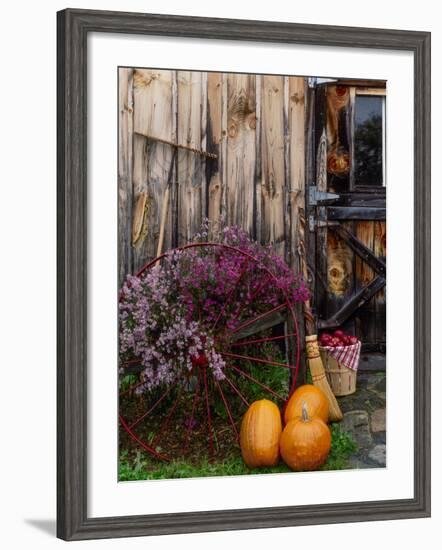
[284,384,329,424]
[240,399,282,468]
[280,402,331,471]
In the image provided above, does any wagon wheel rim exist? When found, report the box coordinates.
[119,242,301,463]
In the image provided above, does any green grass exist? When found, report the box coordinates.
[119,423,357,481]
[119,451,291,481]
[323,423,358,470]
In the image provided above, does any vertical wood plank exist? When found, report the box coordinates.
[342,221,356,336]
[220,73,228,224]
[288,77,306,271]
[287,76,307,384]
[200,72,208,220]
[226,73,256,236]
[326,224,355,334]
[132,69,174,268]
[322,84,352,328]
[354,220,376,342]
[261,75,285,255]
[314,86,328,322]
[118,68,134,286]
[206,72,223,227]
[170,71,179,248]
[374,220,387,345]
[177,71,203,245]
[304,84,317,310]
[326,85,352,193]
[283,75,292,382]
[348,87,356,191]
[254,74,262,241]
[283,76,291,266]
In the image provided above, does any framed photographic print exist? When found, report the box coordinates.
[57,8,431,541]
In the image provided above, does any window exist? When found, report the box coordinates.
[354,92,386,187]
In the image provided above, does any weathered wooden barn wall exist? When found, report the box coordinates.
[118,68,306,286]
[118,69,386,348]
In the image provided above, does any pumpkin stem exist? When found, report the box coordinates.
[301,400,309,422]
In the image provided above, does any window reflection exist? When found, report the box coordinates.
[354,96,384,187]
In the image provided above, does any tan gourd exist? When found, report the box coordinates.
[240,399,282,468]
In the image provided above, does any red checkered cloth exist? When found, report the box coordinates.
[319,341,362,372]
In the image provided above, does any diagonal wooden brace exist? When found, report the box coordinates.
[330,223,386,277]
[318,275,386,330]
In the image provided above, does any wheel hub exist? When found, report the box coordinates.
[191,353,209,368]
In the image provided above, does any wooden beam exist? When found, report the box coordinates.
[355,87,387,96]
[318,275,385,329]
[333,79,386,88]
[336,192,386,207]
[327,206,386,220]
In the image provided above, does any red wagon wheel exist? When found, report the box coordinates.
[119,242,301,463]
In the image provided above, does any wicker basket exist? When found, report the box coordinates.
[319,346,359,397]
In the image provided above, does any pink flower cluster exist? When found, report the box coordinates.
[119,224,308,392]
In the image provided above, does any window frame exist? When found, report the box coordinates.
[350,86,387,192]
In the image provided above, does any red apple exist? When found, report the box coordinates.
[333,329,345,339]
[319,333,332,346]
[347,336,358,346]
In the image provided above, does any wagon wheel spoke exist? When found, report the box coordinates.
[203,368,215,459]
[119,373,147,397]
[220,351,295,370]
[150,384,186,449]
[127,383,176,431]
[221,373,250,408]
[229,332,298,348]
[119,415,170,462]
[226,363,286,401]
[213,375,239,443]
[183,369,202,453]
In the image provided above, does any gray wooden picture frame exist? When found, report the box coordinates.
[57,8,431,541]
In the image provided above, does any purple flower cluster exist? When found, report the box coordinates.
[183,222,309,326]
[119,223,308,393]
[120,255,225,392]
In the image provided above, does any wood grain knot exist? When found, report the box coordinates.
[335,85,348,97]
[133,70,159,88]
[228,122,238,138]
[290,92,304,105]
[247,113,257,130]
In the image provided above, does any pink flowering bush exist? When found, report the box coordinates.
[119,223,308,393]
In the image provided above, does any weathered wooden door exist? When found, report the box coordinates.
[307,80,386,351]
